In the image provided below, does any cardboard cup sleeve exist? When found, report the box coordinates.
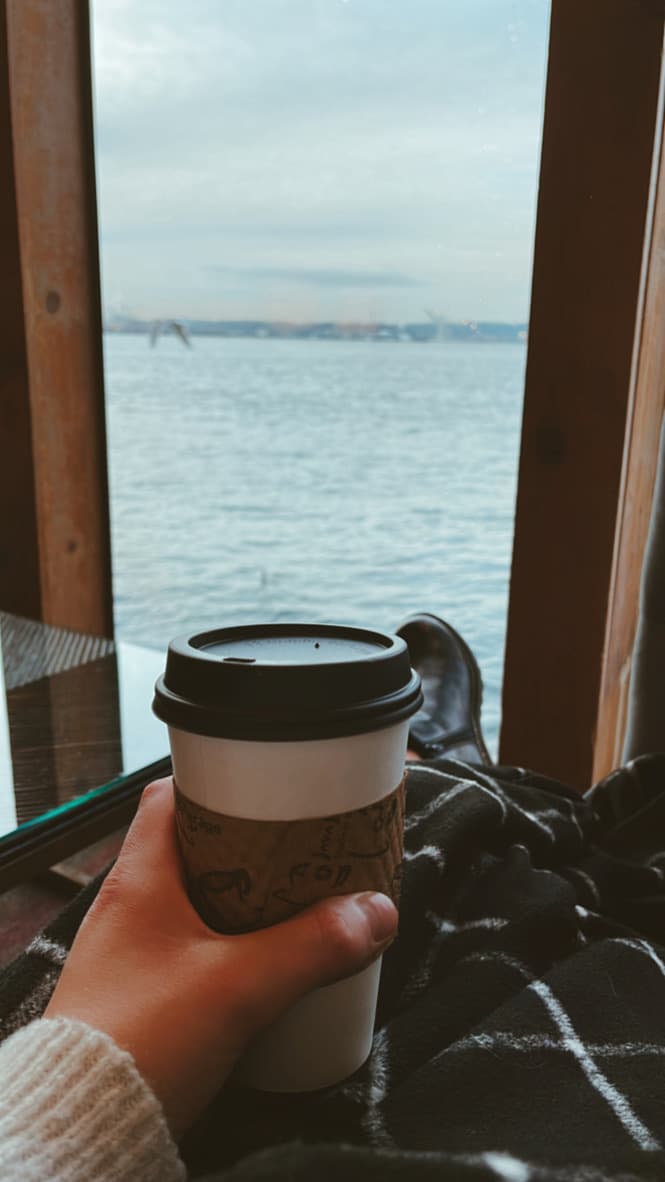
[174,774,406,934]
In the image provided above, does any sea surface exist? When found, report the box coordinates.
[104,335,526,754]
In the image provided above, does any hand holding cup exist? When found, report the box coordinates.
[45,778,398,1138]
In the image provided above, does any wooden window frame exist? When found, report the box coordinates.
[2,1,665,788]
[0,0,112,636]
[500,0,665,790]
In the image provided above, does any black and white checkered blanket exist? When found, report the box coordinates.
[3,754,665,1181]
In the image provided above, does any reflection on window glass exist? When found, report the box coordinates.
[91,0,550,752]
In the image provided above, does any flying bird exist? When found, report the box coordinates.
[150,320,191,347]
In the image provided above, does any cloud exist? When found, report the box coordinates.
[209,265,429,289]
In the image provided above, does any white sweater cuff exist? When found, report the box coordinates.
[0,1017,186,1182]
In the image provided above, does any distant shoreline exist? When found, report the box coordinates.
[104,319,528,345]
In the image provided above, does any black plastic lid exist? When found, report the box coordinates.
[152,623,423,741]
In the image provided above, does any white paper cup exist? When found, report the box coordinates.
[153,623,422,1092]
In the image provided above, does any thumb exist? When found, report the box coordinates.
[225,891,398,1038]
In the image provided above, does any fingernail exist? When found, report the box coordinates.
[355,892,398,944]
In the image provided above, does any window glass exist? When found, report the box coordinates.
[92,0,550,753]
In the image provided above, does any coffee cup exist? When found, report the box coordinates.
[152,623,422,1091]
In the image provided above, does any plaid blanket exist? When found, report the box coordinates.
[3,754,665,1181]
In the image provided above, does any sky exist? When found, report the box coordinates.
[91,0,550,324]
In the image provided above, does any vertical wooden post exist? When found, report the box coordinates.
[500,1,665,789]
[0,4,41,622]
[593,104,665,781]
[0,0,112,636]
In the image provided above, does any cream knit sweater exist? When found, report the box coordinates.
[0,1017,186,1180]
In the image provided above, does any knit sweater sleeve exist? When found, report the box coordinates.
[0,1017,186,1181]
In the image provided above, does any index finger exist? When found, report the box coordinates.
[113,777,188,903]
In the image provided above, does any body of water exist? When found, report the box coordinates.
[104,335,526,754]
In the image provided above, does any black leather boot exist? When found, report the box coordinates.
[396,613,492,765]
